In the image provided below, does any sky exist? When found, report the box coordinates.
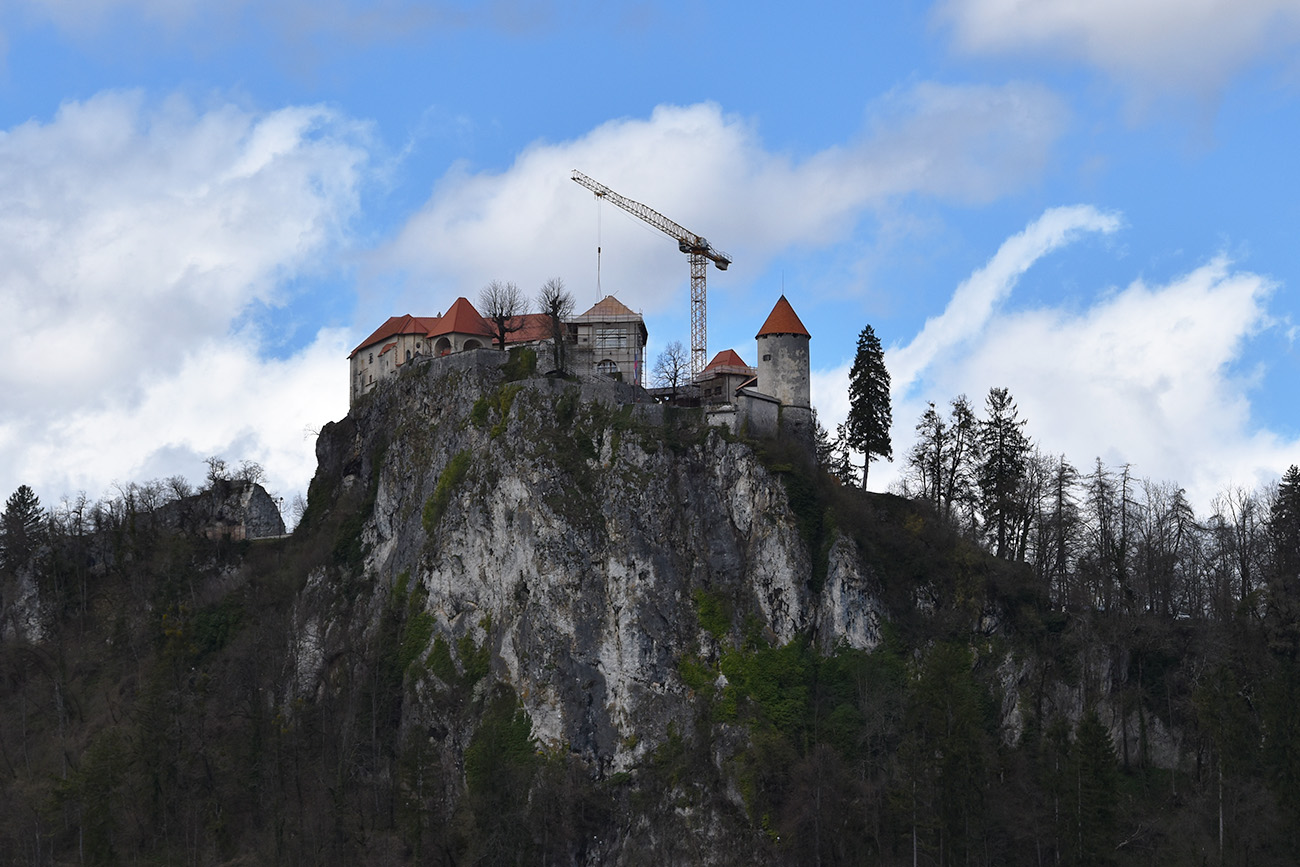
[2,0,1300,517]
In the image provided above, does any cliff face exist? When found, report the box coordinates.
[296,351,882,776]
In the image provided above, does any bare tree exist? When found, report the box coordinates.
[652,340,689,401]
[291,492,309,527]
[165,475,193,500]
[205,456,229,486]
[536,278,574,373]
[479,280,527,348]
[236,460,267,485]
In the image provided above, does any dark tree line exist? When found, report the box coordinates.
[893,386,1300,628]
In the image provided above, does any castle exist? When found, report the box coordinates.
[349,295,647,405]
[349,292,812,440]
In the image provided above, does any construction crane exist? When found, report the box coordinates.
[571,170,731,381]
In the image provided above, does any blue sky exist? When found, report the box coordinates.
[2,0,1300,512]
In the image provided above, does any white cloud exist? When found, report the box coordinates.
[818,206,1298,508]
[944,257,1290,507]
[375,85,1067,316]
[16,329,351,506]
[0,91,365,505]
[939,0,1300,99]
[890,204,1122,392]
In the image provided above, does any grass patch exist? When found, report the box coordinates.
[423,450,473,534]
[502,346,538,381]
[399,611,436,673]
[428,636,457,683]
[692,588,732,639]
[470,383,523,438]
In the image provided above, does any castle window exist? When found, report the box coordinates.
[369,353,374,363]
[405,349,411,362]
[596,359,618,376]
[595,327,627,349]
[762,354,771,362]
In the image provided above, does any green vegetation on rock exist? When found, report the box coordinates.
[422,449,472,534]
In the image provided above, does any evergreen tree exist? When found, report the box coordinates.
[0,484,44,572]
[904,642,989,863]
[830,422,859,486]
[813,410,858,484]
[1270,465,1300,587]
[1070,711,1118,866]
[1267,464,1300,655]
[978,387,1031,559]
[812,410,833,468]
[845,324,892,488]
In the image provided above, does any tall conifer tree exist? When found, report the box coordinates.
[846,324,892,488]
[0,484,44,571]
[978,387,1031,559]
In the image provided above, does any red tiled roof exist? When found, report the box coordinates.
[703,348,751,372]
[755,295,810,338]
[349,314,442,357]
[380,342,397,356]
[428,297,493,338]
[495,312,554,346]
[354,293,625,359]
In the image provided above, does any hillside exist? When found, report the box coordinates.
[1,348,1298,866]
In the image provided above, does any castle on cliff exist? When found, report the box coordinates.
[349,292,812,440]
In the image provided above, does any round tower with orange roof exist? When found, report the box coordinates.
[755,294,811,414]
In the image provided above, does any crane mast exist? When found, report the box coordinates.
[571,170,731,381]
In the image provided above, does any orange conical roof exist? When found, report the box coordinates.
[755,295,810,338]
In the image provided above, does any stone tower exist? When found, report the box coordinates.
[756,295,811,407]
[755,295,812,439]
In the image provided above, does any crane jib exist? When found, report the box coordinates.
[571,169,731,380]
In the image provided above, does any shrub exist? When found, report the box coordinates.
[692,588,732,639]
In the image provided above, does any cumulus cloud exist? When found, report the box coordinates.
[17,329,352,506]
[818,206,1297,508]
[938,0,1300,100]
[0,91,365,505]
[940,257,1289,507]
[375,84,1067,315]
[890,204,1122,392]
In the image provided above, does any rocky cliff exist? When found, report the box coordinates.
[270,350,896,860]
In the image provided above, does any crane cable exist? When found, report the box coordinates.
[596,194,603,302]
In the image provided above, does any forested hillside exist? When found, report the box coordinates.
[2,355,1299,866]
